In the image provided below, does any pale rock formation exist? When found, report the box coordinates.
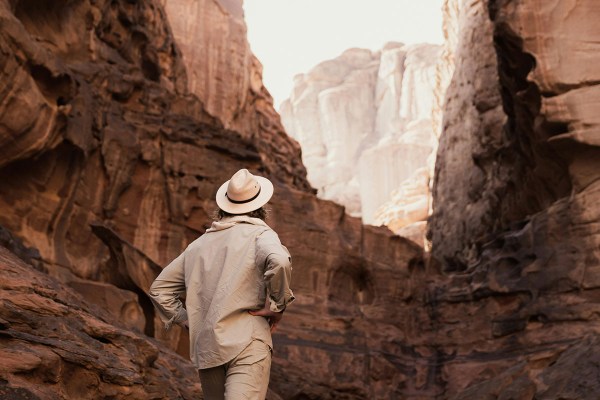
[373,167,430,246]
[281,43,441,226]
[281,48,380,216]
[373,2,460,236]
[371,1,460,238]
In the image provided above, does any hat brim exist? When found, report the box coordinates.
[215,176,274,214]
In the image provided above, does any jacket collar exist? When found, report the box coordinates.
[206,215,269,232]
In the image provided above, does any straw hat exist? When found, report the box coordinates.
[216,169,274,214]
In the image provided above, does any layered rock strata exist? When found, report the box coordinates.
[426,0,600,396]
[1,0,600,399]
[428,0,599,270]
[0,246,201,399]
[159,0,309,190]
[0,0,425,398]
[0,0,309,396]
[280,43,441,227]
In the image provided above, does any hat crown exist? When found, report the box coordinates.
[216,168,273,214]
[226,169,260,202]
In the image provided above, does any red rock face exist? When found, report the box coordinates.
[0,245,202,399]
[427,0,600,397]
[159,0,310,193]
[0,0,311,274]
[1,0,600,399]
[430,0,600,270]
[0,0,423,398]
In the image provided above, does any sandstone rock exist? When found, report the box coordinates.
[431,0,460,143]
[396,221,428,247]
[281,48,380,217]
[159,0,249,126]
[0,1,426,398]
[426,179,600,397]
[427,0,600,395]
[0,0,309,276]
[374,167,430,246]
[0,245,202,399]
[2,0,600,398]
[160,0,310,191]
[265,189,427,399]
[429,0,510,269]
[68,279,146,334]
[0,225,41,270]
[281,43,441,225]
[358,120,434,226]
[429,0,600,269]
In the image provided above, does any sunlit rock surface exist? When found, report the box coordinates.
[1,0,600,398]
[280,43,441,226]
[160,0,310,191]
[373,167,430,246]
[0,0,423,398]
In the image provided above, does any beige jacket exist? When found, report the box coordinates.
[148,215,294,369]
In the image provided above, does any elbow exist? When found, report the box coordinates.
[270,253,292,270]
[148,280,161,299]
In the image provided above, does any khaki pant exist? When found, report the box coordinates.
[199,340,272,400]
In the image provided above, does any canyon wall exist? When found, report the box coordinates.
[1,0,600,399]
[0,242,203,399]
[0,0,425,398]
[425,0,600,397]
[159,0,310,190]
[430,0,600,269]
[280,43,441,237]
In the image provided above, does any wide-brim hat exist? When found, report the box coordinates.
[216,169,274,214]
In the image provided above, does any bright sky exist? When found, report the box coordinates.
[243,0,444,109]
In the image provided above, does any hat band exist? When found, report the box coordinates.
[226,187,261,204]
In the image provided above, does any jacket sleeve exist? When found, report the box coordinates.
[255,229,295,312]
[148,252,188,330]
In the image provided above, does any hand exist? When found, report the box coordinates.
[248,297,284,332]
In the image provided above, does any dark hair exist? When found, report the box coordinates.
[214,207,269,221]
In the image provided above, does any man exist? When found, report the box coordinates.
[149,168,295,399]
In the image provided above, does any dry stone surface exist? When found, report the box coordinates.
[280,43,441,226]
[0,0,599,398]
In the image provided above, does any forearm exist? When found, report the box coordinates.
[148,253,188,329]
[148,284,188,329]
[264,254,295,312]
[256,230,295,312]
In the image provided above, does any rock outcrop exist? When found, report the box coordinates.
[0,0,312,396]
[159,0,310,191]
[430,0,600,270]
[0,245,202,399]
[372,167,430,246]
[0,0,424,398]
[425,0,600,397]
[2,0,600,398]
[280,43,441,228]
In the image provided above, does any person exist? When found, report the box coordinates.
[149,168,295,399]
